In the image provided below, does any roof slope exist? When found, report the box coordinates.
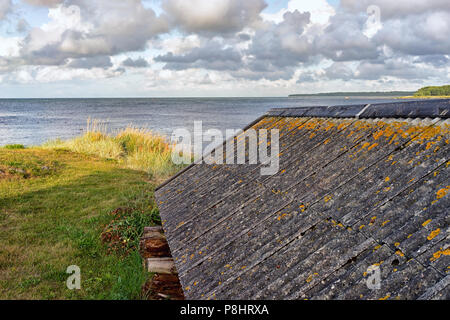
[155,99,450,300]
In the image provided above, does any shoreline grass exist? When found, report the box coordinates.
[397,95,450,99]
[0,123,184,299]
[42,119,184,183]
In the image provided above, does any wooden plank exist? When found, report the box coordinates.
[140,236,171,258]
[144,226,164,234]
[146,258,178,275]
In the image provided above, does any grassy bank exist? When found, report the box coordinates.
[398,95,450,99]
[42,119,183,183]
[399,85,450,99]
[0,126,183,299]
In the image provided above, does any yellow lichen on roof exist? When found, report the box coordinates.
[436,186,449,199]
[430,248,450,262]
[157,111,449,300]
[427,228,441,241]
[422,219,432,227]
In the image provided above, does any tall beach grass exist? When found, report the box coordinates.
[43,118,184,180]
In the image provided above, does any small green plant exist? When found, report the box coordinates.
[101,206,157,255]
[109,251,149,300]
[75,231,99,258]
[4,144,25,149]
[0,153,60,179]
[19,276,41,289]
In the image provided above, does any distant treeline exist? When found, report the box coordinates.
[289,91,414,97]
[414,85,450,96]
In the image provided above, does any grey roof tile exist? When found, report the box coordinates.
[155,100,450,299]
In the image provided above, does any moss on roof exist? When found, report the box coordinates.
[156,100,450,300]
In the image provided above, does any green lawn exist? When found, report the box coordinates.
[0,147,164,299]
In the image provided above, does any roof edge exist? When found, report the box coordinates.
[268,99,450,119]
[155,114,267,192]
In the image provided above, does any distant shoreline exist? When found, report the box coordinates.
[397,95,450,99]
[290,85,450,99]
[288,91,415,98]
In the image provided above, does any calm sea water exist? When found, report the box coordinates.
[0,97,415,146]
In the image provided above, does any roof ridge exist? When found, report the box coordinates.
[355,103,371,119]
[268,99,450,119]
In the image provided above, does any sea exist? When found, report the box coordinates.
[0,97,417,146]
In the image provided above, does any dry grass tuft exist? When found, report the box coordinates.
[43,119,184,180]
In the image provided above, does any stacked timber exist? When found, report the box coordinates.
[140,226,184,300]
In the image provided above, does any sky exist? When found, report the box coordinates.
[0,0,449,98]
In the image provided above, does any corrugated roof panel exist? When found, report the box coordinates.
[155,100,450,300]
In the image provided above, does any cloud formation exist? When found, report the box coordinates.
[162,0,267,35]
[19,1,168,65]
[23,0,62,7]
[122,57,149,68]
[155,41,243,71]
[66,56,112,69]
[0,0,449,96]
[155,0,450,83]
[0,0,11,20]
[341,0,450,19]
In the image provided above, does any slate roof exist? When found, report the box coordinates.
[155,99,450,300]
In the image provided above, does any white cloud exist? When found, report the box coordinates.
[0,36,21,57]
[23,0,63,7]
[341,0,450,19]
[158,35,201,55]
[162,0,267,35]
[0,0,11,20]
[1,64,124,84]
[262,0,335,25]
[373,10,450,56]
[0,0,449,96]
[122,56,149,68]
[20,1,168,65]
